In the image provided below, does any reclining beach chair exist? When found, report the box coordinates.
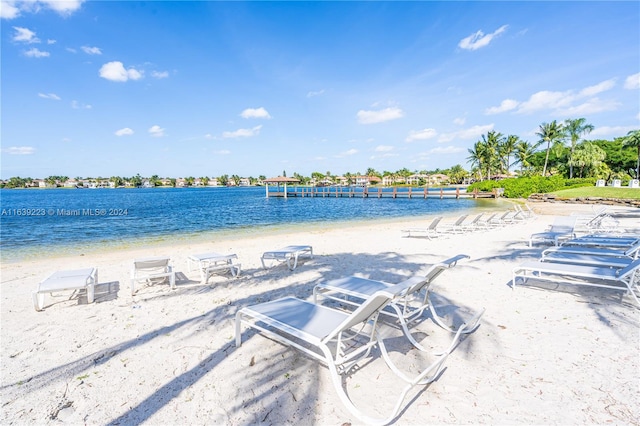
[542,241,640,260]
[236,282,478,425]
[561,234,639,249]
[313,255,484,351]
[260,245,313,270]
[33,267,98,311]
[436,214,469,234]
[529,216,577,247]
[539,252,635,268]
[401,216,443,239]
[131,257,175,295]
[512,258,640,306]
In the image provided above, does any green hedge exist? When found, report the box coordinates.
[467,177,596,198]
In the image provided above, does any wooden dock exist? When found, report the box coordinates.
[266,186,499,199]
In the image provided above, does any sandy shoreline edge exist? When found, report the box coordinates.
[1,202,638,425]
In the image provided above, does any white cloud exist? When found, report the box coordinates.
[148,125,165,137]
[453,117,466,125]
[556,98,620,116]
[336,148,358,157]
[115,128,134,136]
[99,61,143,82]
[579,79,615,97]
[485,99,519,115]
[151,70,169,79]
[12,26,38,43]
[624,72,640,90]
[2,1,85,19]
[517,90,573,114]
[406,128,437,142]
[429,146,465,154]
[3,146,35,155]
[24,47,49,58]
[357,107,404,124]
[374,145,394,152]
[458,25,508,51]
[214,150,231,155]
[240,107,271,119]
[47,39,55,44]
[222,125,262,138]
[438,124,494,143]
[38,92,60,100]
[71,100,91,109]
[307,89,325,98]
[590,125,638,138]
[81,46,102,55]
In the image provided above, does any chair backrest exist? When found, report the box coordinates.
[428,216,443,230]
[454,215,468,225]
[398,254,470,296]
[134,257,170,270]
[550,216,577,232]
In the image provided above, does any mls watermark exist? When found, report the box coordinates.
[1,208,129,217]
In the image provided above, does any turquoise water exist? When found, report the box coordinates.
[0,186,504,261]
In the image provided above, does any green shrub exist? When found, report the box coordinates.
[467,177,595,198]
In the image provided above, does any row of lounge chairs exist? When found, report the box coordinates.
[33,245,314,311]
[401,204,534,239]
[514,233,640,306]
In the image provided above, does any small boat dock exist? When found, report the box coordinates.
[265,185,500,199]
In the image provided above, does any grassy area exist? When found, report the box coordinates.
[551,186,640,200]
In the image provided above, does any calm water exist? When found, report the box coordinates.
[0,187,500,261]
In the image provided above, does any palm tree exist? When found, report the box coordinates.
[467,141,485,181]
[536,120,565,176]
[564,118,594,178]
[622,129,640,178]
[499,135,520,174]
[514,140,538,174]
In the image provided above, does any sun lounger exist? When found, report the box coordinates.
[512,258,640,306]
[541,241,640,259]
[236,282,478,424]
[529,216,577,247]
[187,252,241,284]
[131,256,176,295]
[539,253,634,268]
[261,245,313,270]
[436,214,469,234]
[313,254,484,351]
[461,213,485,231]
[33,267,98,311]
[561,235,639,248]
[401,216,443,239]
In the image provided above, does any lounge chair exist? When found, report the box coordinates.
[261,245,313,270]
[529,216,577,247]
[561,235,639,248]
[461,213,485,232]
[33,268,98,311]
[436,214,469,234]
[401,216,443,239]
[313,254,484,351]
[131,257,176,295]
[540,253,634,268]
[474,212,498,230]
[512,258,640,306]
[541,241,640,259]
[187,252,241,284]
[236,282,478,425]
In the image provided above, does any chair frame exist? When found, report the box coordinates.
[401,216,443,239]
[235,285,474,425]
[313,255,484,351]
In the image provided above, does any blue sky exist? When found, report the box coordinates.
[1,0,639,180]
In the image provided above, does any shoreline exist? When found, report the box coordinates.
[1,201,638,425]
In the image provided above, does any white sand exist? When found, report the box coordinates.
[1,202,638,425]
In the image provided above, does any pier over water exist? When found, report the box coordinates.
[265,185,500,199]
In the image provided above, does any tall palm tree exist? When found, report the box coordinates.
[536,120,565,176]
[564,118,594,178]
[622,129,640,178]
[467,141,485,181]
[514,140,538,173]
[499,135,520,173]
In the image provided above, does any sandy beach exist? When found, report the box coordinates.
[1,202,638,425]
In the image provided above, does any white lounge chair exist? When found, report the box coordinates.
[187,252,241,284]
[512,258,640,306]
[561,234,639,248]
[236,283,478,425]
[541,241,640,259]
[261,245,313,270]
[131,257,176,295]
[313,254,484,351]
[33,268,98,311]
[529,216,577,247]
[401,216,443,239]
[540,253,634,268]
[436,214,469,234]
